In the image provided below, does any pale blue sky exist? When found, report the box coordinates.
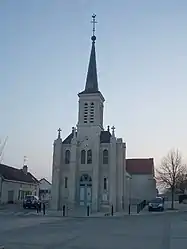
[1,0,187,180]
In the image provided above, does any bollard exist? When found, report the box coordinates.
[137,204,139,213]
[111,205,113,216]
[43,203,46,215]
[87,205,90,216]
[128,204,131,215]
[62,205,66,217]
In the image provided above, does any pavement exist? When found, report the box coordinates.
[0,211,187,248]
[0,202,187,249]
[0,201,186,218]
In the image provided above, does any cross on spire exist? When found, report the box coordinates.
[57,128,62,139]
[111,126,115,136]
[91,14,97,39]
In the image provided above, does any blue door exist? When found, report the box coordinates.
[79,174,92,206]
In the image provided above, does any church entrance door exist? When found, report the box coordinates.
[79,174,92,206]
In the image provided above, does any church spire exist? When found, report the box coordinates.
[84,14,99,93]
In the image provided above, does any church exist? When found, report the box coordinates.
[51,15,156,213]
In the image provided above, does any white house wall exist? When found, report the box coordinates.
[0,180,39,204]
[130,174,156,204]
[39,179,51,191]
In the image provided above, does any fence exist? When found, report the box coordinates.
[137,200,146,213]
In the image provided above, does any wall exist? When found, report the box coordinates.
[0,176,2,203]
[99,144,110,207]
[39,179,51,191]
[0,180,39,204]
[39,179,51,201]
[130,174,156,204]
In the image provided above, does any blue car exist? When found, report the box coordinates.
[148,197,164,212]
[23,195,41,209]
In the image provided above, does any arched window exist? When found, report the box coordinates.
[87,149,92,164]
[103,149,108,164]
[65,150,70,164]
[81,150,86,164]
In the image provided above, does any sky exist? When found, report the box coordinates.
[1,0,187,181]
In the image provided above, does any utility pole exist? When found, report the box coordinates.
[0,136,8,163]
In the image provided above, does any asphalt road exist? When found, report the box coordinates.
[0,211,187,249]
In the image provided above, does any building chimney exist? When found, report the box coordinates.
[23,165,28,175]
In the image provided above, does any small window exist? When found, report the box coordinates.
[81,150,86,164]
[89,102,94,123]
[84,103,88,106]
[65,177,68,188]
[65,150,70,164]
[103,149,108,164]
[103,177,108,190]
[87,149,92,164]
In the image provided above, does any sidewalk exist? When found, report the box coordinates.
[165,201,187,212]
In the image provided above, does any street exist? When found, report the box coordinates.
[0,209,187,249]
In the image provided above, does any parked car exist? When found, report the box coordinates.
[148,197,164,212]
[23,195,41,209]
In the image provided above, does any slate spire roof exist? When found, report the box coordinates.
[83,35,99,93]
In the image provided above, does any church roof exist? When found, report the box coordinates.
[100,131,111,143]
[62,130,111,144]
[0,163,39,183]
[62,133,74,144]
[126,158,154,175]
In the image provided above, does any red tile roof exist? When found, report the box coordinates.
[126,158,154,175]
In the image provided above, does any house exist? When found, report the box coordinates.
[126,158,157,204]
[39,178,51,202]
[0,163,39,204]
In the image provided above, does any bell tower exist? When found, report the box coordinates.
[77,14,105,138]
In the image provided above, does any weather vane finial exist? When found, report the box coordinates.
[91,14,97,41]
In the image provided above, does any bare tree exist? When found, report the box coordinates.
[176,172,187,194]
[156,149,186,209]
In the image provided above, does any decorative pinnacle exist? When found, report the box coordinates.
[91,14,97,41]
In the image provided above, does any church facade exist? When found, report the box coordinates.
[51,18,127,212]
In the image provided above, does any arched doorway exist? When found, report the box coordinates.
[79,174,92,206]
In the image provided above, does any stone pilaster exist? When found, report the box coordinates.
[51,136,62,210]
[69,128,77,207]
[116,139,124,211]
[109,131,117,212]
[91,133,100,212]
